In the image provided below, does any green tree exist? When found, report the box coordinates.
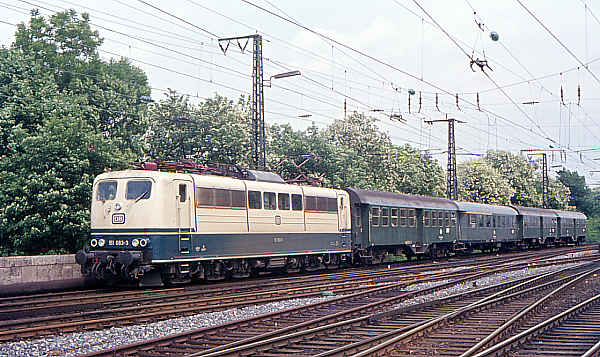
[145,91,252,165]
[0,108,130,255]
[457,160,515,204]
[557,169,598,215]
[484,150,541,206]
[269,114,444,196]
[13,9,151,153]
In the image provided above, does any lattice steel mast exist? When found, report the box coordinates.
[425,117,464,200]
[219,34,265,169]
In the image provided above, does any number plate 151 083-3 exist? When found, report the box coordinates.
[112,213,125,224]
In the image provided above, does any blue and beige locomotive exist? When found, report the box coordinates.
[77,163,352,285]
[77,163,587,285]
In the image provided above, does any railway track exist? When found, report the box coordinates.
[470,280,600,357]
[0,246,590,342]
[79,257,598,356]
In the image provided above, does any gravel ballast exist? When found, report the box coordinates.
[0,262,585,357]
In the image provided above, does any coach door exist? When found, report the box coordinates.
[175,180,193,254]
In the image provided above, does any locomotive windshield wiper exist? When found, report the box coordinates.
[134,190,149,203]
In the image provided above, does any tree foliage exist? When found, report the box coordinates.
[144,91,252,165]
[457,160,515,204]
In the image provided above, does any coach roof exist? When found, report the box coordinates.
[510,206,557,217]
[454,201,517,216]
[344,188,458,210]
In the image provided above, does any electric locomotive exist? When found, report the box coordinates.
[76,162,352,286]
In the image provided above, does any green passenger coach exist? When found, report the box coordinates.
[344,188,459,262]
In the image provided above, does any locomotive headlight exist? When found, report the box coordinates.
[98,238,106,247]
[90,238,98,247]
[139,238,148,247]
[114,202,122,211]
[131,239,139,247]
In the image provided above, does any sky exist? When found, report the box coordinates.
[1,0,600,182]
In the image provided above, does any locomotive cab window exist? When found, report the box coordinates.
[126,180,151,200]
[97,181,117,201]
[292,194,303,211]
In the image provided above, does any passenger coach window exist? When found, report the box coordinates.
[264,192,276,210]
[292,194,303,210]
[444,212,450,227]
[408,209,416,227]
[391,208,399,227]
[97,181,117,201]
[371,207,380,227]
[450,212,456,227]
[248,191,262,209]
[470,214,477,227]
[424,211,431,227]
[400,209,407,227]
[381,207,389,226]
[126,181,151,200]
[278,193,290,210]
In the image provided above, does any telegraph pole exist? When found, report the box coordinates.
[425,117,464,200]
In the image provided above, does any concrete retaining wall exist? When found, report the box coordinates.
[0,254,87,296]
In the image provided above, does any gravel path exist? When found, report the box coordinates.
[0,262,584,357]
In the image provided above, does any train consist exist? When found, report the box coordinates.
[76,162,587,286]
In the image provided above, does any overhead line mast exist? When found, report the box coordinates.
[425,117,465,200]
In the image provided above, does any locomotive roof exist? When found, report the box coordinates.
[344,188,457,210]
[454,201,517,216]
[510,206,557,217]
[553,210,586,219]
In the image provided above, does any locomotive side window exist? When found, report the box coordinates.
[278,193,290,210]
[371,207,380,227]
[391,208,398,227]
[196,188,214,206]
[179,184,186,202]
[248,191,262,209]
[97,181,117,201]
[126,180,151,200]
[215,189,231,207]
[305,196,317,211]
[291,194,303,210]
[231,190,246,208]
[317,197,328,211]
[381,207,389,227]
[264,192,276,210]
[327,198,338,212]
